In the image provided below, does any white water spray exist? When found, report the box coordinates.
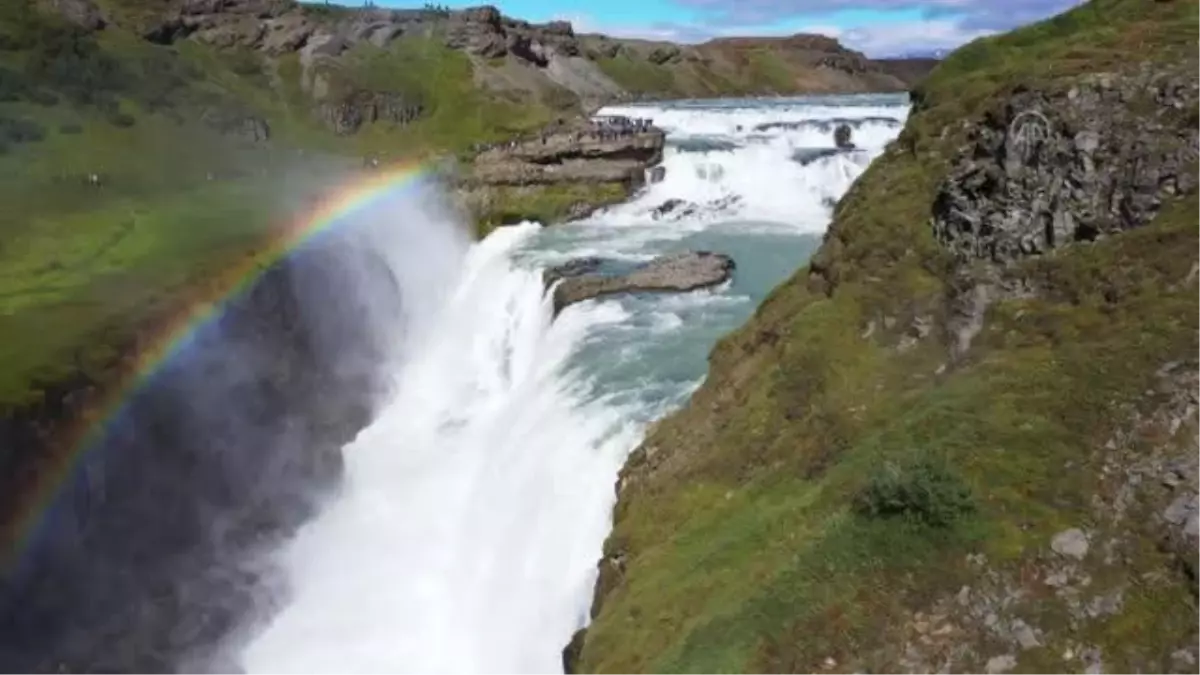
[240,94,907,674]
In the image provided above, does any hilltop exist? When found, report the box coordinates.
[574,0,1199,672]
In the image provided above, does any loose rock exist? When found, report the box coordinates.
[1051,528,1090,560]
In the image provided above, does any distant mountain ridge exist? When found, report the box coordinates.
[117,0,936,109]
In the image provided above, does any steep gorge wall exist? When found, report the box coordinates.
[574,0,1199,671]
[0,236,403,671]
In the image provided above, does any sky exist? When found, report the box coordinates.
[375,0,1084,57]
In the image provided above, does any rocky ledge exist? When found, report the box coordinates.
[544,251,735,315]
[466,117,665,188]
[458,116,666,227]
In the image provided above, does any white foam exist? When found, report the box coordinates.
[238,93,908,674]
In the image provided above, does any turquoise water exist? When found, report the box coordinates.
[243,94,906,674]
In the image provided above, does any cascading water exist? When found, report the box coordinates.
[239,93,908,673]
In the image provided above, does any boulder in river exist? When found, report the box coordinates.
[834,122,855,149]
[545,250,735,315]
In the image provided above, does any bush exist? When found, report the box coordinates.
[107,111,136,128]
[0,67,29,101]
[59,122,82,134]
[0,115,45,144]
[27,89,58,106]
[853,455,975,527]
[21,14,130,105]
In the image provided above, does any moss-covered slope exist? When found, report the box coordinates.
[576,1,1199,672]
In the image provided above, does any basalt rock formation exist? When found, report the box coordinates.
[468,124,663,187]
[459,117,666,228]
[931,66,1198,263]
[544,251,735,315]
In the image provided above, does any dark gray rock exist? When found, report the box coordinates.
[546,251,735,315]
[931,66,1199,264]
[650,198,687,219]
[647,165,666,183]
[834,122,854,149]
[543,256,603,287]
[202,108,270,143]
[317,91,423,135]
[37,0,106,30]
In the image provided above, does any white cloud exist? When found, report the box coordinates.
[839,17,996,55]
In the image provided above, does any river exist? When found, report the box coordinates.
[238,93,909,673]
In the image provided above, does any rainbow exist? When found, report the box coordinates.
[2,160,433,570]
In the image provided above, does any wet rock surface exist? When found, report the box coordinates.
[0,237,402,672]
[545,251,735,314]
[649,195,741,221]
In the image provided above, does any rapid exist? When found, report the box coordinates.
[239,93,909,673]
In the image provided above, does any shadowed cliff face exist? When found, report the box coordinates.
[0,232,407,672]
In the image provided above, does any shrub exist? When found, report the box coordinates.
[28,89,58,106]
[853,455,975,527]
[107,111,136,128]
[20,13,130,105]
[0,115,45,144]
[0,67,30,101]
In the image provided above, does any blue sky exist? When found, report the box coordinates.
[374,0,1084,56]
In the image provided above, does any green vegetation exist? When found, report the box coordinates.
[474,182,628,236]
[852,455,975,527]
[579,0,1199,671]
[595,44,840,99]
[595,55,682,97]
[339,38,558,153]
[0,0,564,410]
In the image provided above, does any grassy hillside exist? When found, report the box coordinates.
[585,36,915,99]
[577,0,1199,672]
[0,0,564,411]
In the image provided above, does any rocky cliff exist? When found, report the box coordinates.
[575,0,1199,672]
[0,232,402,671]
[125,0,930,113]
[457,117,666,229]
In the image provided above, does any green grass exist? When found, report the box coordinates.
[595,55,681,97]
[579,0,1200,671]
[474,182,629,236]
[0,0,563,410]
[0,180,290,405]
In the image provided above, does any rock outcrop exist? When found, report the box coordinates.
[932,65,1198,263]
[36,0,106,30]
[131,1,933,115]
[544,251,735,314]
[930,63,1198,359]
[458,117,666,227]
[467,122,664,187]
